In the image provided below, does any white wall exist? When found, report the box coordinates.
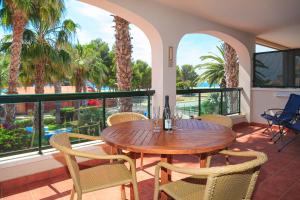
[251,88,300,123]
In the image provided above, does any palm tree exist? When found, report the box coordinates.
[113,16,133,112]
[21,1,76,142]
[224,43,239,87]
[196,44,226,87]
[0,0,33,125]
[69,44,90,93]
[84,39,110,91]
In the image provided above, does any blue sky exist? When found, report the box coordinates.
[0,0,275,68]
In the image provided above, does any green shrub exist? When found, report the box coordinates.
[77,106,103,135]
[61,107,75,114]
[47,124,59,130]
[14,118,33,128]
[201,93,220,114]
[0,128,30,152]
[44,117,55,125]
[60,107,75,122]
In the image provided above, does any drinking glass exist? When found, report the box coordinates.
[152,106,161,132]
[176,110,183,130]
[171,106,178,130]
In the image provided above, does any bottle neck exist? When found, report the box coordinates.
[164,96,169,108]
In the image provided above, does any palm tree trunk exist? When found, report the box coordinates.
[74,69,83,120]
[224,43,239,114]
[32,62,45,147]
[114,16,133,112]
[54,81,62,124]
[224,43,239,88]
[5,10,27,127]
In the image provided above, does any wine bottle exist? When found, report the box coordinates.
[163,95,172,131]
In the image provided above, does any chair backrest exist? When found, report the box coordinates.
[50,134,81,192]
[199,114,233,129]
[107,112,148,126]
[203,151,267,200]
[280,94,300,120]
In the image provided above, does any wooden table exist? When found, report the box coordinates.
[102,119,236,199]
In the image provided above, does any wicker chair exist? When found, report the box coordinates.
[193,114,233,166]
[154,150,267,200]
[107,112,148,169]
[194,114,233,129]
[50,133,139,200]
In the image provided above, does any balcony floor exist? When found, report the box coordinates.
[1,124,300,200]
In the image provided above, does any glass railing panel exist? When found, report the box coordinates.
[222,90,240,115]
[0,102,38,156]
[176,93,198,118]
[200,92,221,115]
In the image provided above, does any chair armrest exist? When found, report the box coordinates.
[68,148,136,171]
[68,133,103,141]
[264,108,283,115]
[154,150,268,186]
[155,162,212,177]
[218,150,265,158]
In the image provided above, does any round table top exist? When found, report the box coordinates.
[101,119,236,155]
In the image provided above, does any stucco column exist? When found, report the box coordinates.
[151,41,177,115]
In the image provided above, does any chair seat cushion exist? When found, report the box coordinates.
[80,163,132,193]
[160,176,206,200]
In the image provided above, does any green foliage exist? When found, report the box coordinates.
[176,65,198,89]
[77,106,102,135]
[0,53,8,91]
[196,44,225,87]
[0,128,30,152]
[132,60,151,90]
[44,117,55,125]
[47,124,60,130]
[201,93,221,114]
[60,106,75,122]
[60,107,75,114]
[14,118,33,128]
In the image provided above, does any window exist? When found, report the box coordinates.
[253,49,300,88]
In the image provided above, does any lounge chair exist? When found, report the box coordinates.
[261,93,300,143]
[278,115,300,152]
[153,150,267,200]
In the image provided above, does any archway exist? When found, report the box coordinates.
[80,0,167,110]
[176,31,252,121]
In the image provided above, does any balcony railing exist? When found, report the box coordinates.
[176,88,242,118]
[0,90,154,157]
[0,88,242,158]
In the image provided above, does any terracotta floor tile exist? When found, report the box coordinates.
[3,125,300,200]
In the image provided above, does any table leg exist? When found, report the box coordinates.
[200,153,208,168]
[160,154,172,200]
[129,152,137,200]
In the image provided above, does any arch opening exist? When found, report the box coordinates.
[176,31,252,120]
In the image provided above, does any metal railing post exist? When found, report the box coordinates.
[147,94,151,118]
[102,98,106,129]
[238,89,241,114]
[198,92,201,116]
[38,100,42,155]
[220,91,223,115]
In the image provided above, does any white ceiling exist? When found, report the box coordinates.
[154,0,300,48]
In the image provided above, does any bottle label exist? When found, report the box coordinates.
[165,119,172,129]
